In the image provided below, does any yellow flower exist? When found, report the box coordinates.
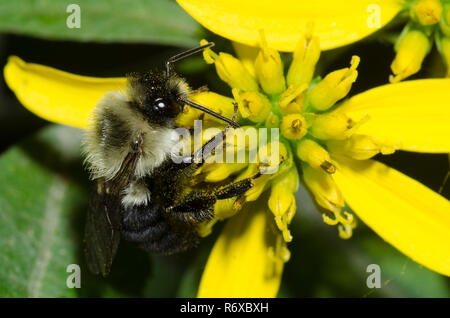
[4,38,450,299]
[4,34,450,297]
[177,0,450,81]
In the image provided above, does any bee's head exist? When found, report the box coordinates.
[127,71,188,127]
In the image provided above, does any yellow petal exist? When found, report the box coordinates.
[198,203,285,297]
[4,56,126,129]
[177,0,403,51]
[333,156,450,276]
[335,79,450,153]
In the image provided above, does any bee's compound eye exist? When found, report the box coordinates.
[154,98,167,110]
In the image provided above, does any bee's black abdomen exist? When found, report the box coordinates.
[138,229,198,254]
[120,202,198,254]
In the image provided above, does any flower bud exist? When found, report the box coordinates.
[309,112,353,140]
[258,141,288,175]
[268,168,299,214]
[440,3,450,36]
[203,162,249,182]
[254,31,286,95]
[232,88,271,123]
[278,84,307,114]
[302,163,344,212]
[175,103,202,128]
[189,91,236,123]
[411,0,443,26]
[201,39,259,91]
[287,33,320,87]
[237,164,270,202]
[214,197,239,220]
[308,56,360,111]
[296,139,335,173]
[265,112,281,128]
[232,41,258,77]
[268,169,298,243]
[281,113,308,140]
[390,29,431,83]
[437,34,450,76]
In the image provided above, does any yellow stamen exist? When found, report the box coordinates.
[281,113,307,140]
[308,56,360,111]
[268,234,291,266]
[322,212,339,226]
[337,210,355,225]
[275,214,294,242]
[338,223,353,240]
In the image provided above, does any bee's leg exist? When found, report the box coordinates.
[194,103,237,163]
[180,103,238,176]
[212,171,261,200]
[168,171,261,222]
[167,191,216,223]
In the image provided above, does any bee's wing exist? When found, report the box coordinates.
[84,146,143,276]
[84,180,122,276]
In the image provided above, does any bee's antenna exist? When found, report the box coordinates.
[169,42,238,128]
[180,98,240,128]
[166,42,215,77]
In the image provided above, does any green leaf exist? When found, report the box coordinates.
[0,125,185,297]
[0,0,201,47]
[0,125,87,297]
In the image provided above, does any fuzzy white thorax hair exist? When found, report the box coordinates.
[83,90,180,181]
[121,180,151,208]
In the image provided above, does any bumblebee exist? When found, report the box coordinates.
[83,43,259,276]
